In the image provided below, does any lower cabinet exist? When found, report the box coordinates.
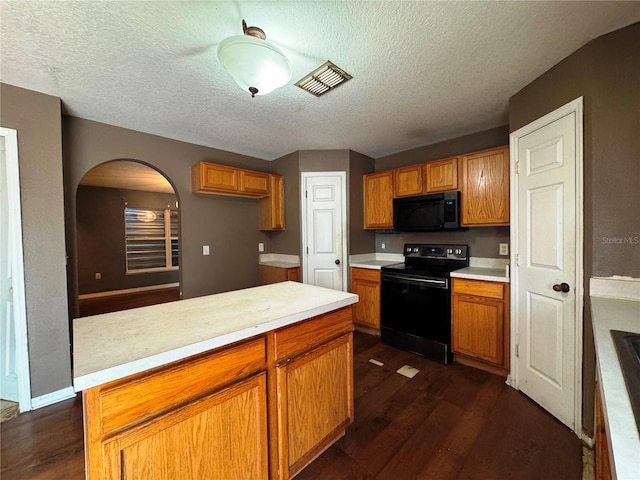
[595,383,613,480]
[112,374,268,480]
[350,267,381,331]
[83,308,353,480]
[260,265,299,284]
[451,278,510,374]
[269,307,354,479]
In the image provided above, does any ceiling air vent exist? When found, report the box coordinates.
[295,61,352,97]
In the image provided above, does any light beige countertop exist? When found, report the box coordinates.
[349,253,404,270]
[590,277,640,480]
[450,266,510,283]
[73,282,357,392]
[259,253,300,268]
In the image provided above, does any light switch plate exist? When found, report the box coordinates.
[258,243,264,252]
[203,245,210,256]
[499,243,509,256]
[381,242,386,250]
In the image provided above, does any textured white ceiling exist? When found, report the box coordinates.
[2,1,639,160]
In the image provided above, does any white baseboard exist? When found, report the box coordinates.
[30,386,76,410]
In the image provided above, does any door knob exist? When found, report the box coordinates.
[552,282,571,293]
[335,259,340,265]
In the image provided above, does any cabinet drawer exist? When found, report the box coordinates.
[452,278,505,299]
[351,267,381,282]
[274,307,353,361]
[96,337,266,436]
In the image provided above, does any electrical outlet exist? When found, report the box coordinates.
[258,243,264,252]
[203,245,210,256]
[381,242,386,250]
[499,243,509,256]
[95,272,101,280]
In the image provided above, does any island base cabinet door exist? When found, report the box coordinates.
[276,334,354,478]
[101,374,269,480]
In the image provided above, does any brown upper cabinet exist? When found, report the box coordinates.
[424,156,459,193]
[259,174,285,230]
[460,146,510,226]
[363,170,394,229]
[192,161,270,197]
[394,164,424,197]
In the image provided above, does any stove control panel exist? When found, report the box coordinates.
[404,243,468,260]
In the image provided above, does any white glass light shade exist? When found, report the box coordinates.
[217,35,292,96]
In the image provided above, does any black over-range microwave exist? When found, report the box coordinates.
[393,191,463,231]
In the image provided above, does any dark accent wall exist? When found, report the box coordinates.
[0,83,72,398]
[76,185,179,294]
[509,22,640,436]
[375,227,510,258]
[375,125,509,171]
[270,149,376,257]
[63,116,272,312]
[348,150,376,255]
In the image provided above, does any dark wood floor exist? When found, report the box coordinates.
[0,331,583,479]
[78,286,180,317]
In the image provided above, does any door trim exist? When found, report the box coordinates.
[300,172,348,290]
[0,127,32,412]
[508,97,585,438]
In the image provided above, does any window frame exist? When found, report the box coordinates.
[124,207,179,275]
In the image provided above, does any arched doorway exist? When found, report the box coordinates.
[76,160,181,316]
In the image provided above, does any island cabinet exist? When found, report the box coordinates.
[363,170,394,229]
[191,161,270,197]
[268,307,354,479]
[83,337,269,479]
[424,156,459,193]
[460,146,510,226]
[350,267,381,332]
[451,278,510,375]
[260,174,285,230]
[77,283,356,480]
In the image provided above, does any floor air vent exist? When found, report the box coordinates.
[295,61,352,97]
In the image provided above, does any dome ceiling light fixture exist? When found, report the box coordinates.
[217,19,293,98]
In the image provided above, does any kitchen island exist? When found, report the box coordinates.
[73,281,358,480]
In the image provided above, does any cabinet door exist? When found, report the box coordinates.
[241,170,270,196]
[350,268,380,329]
[363,171,394,229]
[286,267,299,282]
[424,157,458,193]
[394,164,424,197]
[276,334,353,478]
[461,146,510,226]
[199,162,239,193]
[452,294,504,366]
[259,175,285,230]
[109,374,268,480]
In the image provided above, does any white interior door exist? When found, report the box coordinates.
[301,172,347,291]
[0,128,31,411]
[510,98,583,432]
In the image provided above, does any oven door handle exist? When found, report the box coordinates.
[381,274,448,288]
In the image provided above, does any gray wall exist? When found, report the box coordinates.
[509,22,640,436]
[63,116,273,311]
[76,185,179,294]
[376,125,509,171]
[270,149,376,257]
[0,83,72,398]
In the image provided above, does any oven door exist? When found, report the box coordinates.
[380,273,450,345]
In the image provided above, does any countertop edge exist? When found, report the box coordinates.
[591,295,640,480]
[450,267,510,283]
[73,295,357,392]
